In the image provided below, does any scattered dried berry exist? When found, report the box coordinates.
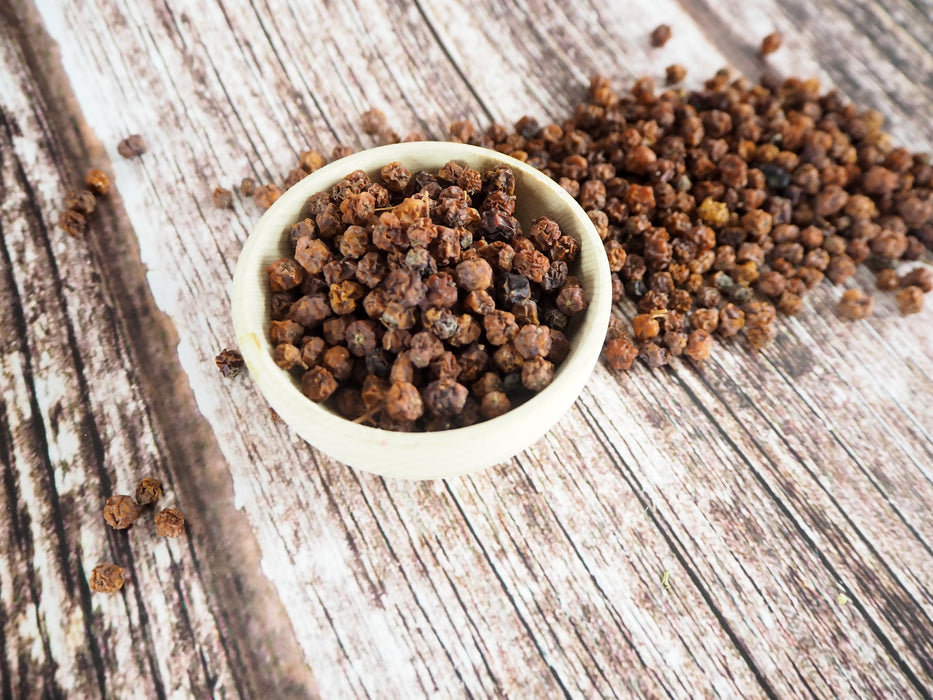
[665,64,686,85]
[89,563,125,593]
[103,495,141,530]
[213,187,233,209]
[155,508,186,538]
[650,24,672,48]
[58,209,86,237]
[895,286,924,315]
[361,108,387,135]
[837,289,874,320]
[760,31,783,55]
[254,183,283,210]
[215,348,245,378]
[135,478,163,506]
[84,169,110,195]
[117,134,147,158]
[64,188,96,215]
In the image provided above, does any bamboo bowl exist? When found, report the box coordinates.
[231,142,611,479]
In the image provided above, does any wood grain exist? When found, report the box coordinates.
[2,0,932,696]
[0,2,315,697]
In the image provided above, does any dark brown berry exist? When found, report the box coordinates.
[215,349,245,378]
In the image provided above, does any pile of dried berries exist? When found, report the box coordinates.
[415,69,932,369]
[266,161,587,431]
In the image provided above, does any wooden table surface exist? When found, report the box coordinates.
[3,0,933,697]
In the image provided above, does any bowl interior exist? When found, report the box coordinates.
[231,142,611,479]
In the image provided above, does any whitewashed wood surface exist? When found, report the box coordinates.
[2,0,932,697]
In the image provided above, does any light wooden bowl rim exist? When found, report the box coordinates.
[231,141,611,479]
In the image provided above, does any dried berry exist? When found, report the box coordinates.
[215,348,245,378]
[760,31,782,55]
[84,169,110,195]
[684,330,713,362]
[135,478,163,506]
[58,209,86,237]
[302,366,338,401]
[64,188,96,215]
[89,563,125,593]
[665,64,687,85]
[103,495,141,530]
[837,289,874,320]
[895,286,924,315]
[254,183,283,210]
[117,134,147,158]
[385,382,424,421]
[213,187,233,209]
[155,508,185,538]
[900,267,933,293]
[361,108,387,135]
[650,24,672,48]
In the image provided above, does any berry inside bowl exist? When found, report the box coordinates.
[231,141,611,479]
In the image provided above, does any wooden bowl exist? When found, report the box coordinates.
[231,142,611,479]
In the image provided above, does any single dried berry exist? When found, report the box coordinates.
[155,508,186,538]
[760,31,782,55]
[213,187,233,209]
[274,343,304,369]
[650,24,672,47]
[64,188,96,215]
[89,563,125,593]
[604,336,638,371]
[58,209,86,237]
[240,177,256,196]
[875,269,900,291]
[385,381,424,421]
[632,314,661,341]
[103,495,141,530]
[117,134,147,158]
[268,257,305,291]
[361,108,387,135]
[480,391,511,419]
[84,169,110,195]
[254,183,283,210]
[895,286,924,315]
[837,289,874,320]
[684,330,713,362]
[900,267,933,293]
[302,366,338,401]
[423,379,469,417]
[300,150,326,173]
[215,348,245,378]
[665,64,686,84]
[135,477,163,506]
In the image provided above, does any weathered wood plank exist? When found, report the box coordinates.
[0,3,315,697]
[6,0,933,697]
